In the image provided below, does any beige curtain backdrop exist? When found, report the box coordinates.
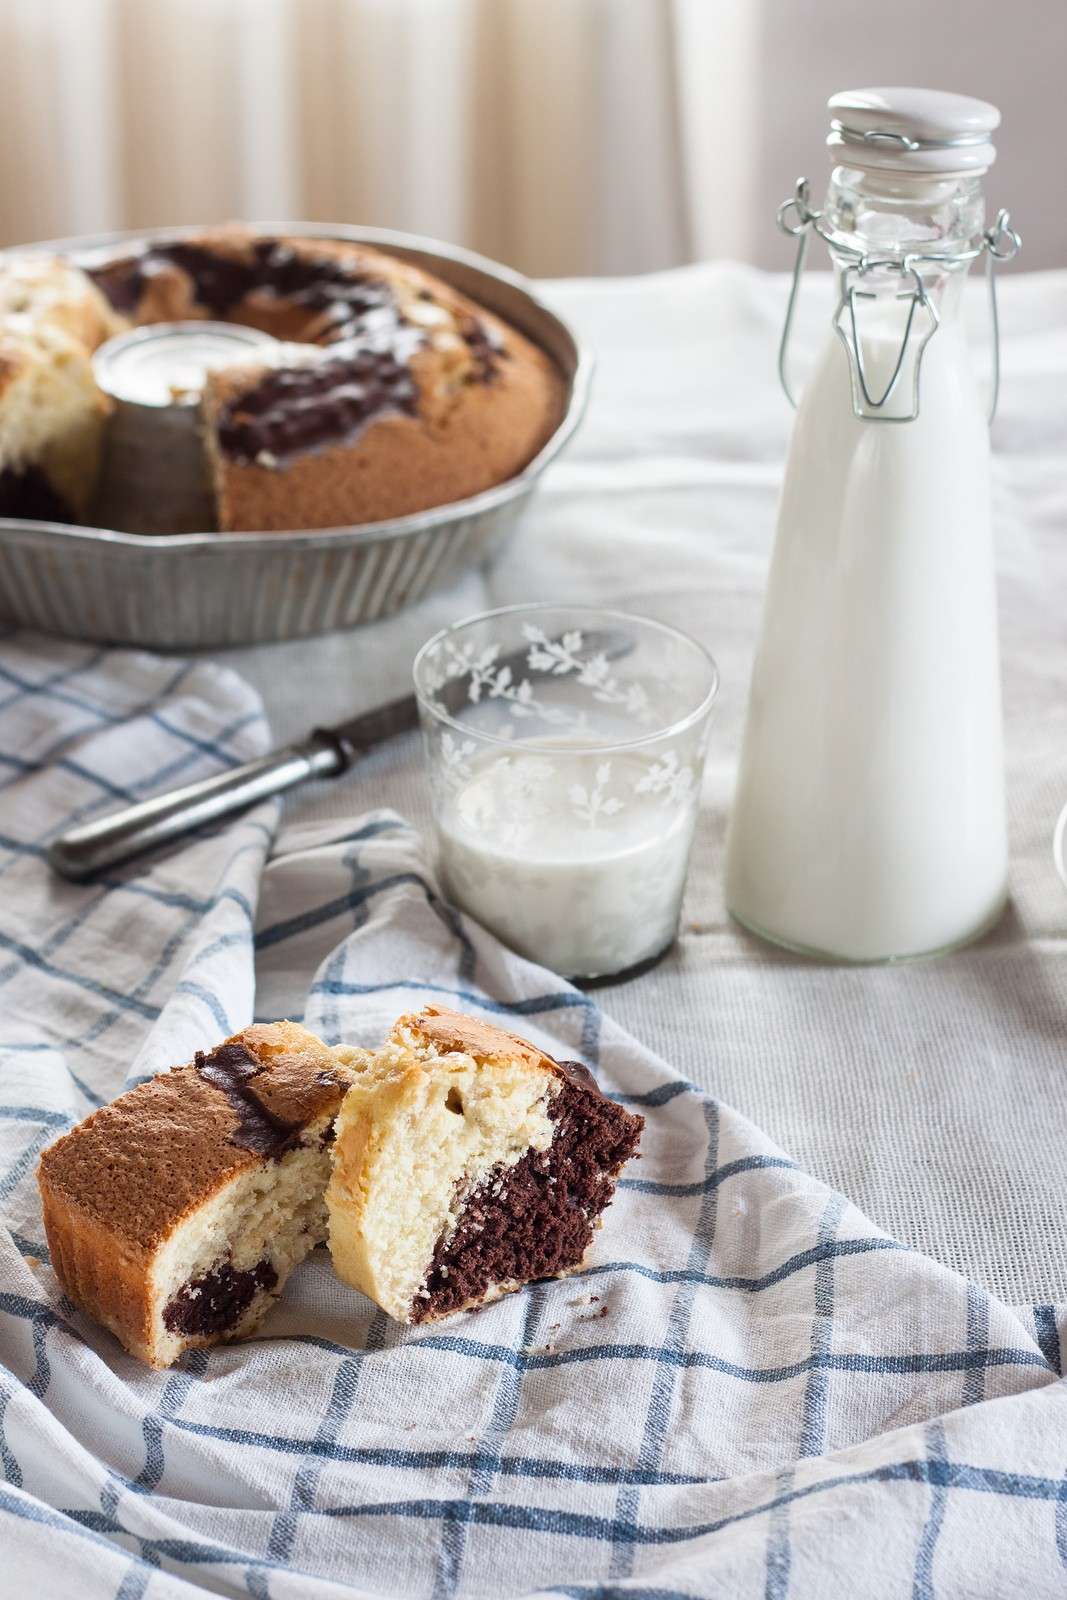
[0,0,755,273]
[0,0,1063,275]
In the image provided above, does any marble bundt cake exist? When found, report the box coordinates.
[43,229,562,531]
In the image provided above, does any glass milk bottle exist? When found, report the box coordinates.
[725,88,1021,961]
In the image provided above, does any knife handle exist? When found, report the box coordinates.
[47,731,347,882]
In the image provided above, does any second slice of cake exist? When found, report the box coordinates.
[326,1006,643,1323]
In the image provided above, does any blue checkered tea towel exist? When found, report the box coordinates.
[2,633,1065,1599]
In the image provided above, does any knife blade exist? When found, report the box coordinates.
[47,628,632,881]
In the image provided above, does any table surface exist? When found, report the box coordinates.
[217,261,1067,1307]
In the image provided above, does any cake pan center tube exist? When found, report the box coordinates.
[92,321,277,535]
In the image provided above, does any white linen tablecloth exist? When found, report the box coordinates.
[2,631,1067,1597]
[219,263,1067,1307]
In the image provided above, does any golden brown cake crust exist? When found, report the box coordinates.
[38,1020,349,1257]
[398,1005,563,1078]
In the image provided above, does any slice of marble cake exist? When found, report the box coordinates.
[326,1006,643,1323]
[38,1021,354,1369]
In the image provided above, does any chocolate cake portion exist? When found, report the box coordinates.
[413,1064,641,1321]
[163,1257,278,1337]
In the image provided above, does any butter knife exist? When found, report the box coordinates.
[47,629,630,881]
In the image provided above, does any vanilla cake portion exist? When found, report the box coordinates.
[38,1022,356,1369]
[327,1007,643,1323]
[0,256,120,520]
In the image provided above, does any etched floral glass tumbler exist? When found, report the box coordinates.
[413,603,719,981]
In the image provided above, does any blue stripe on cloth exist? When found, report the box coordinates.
[0,1107,72,1127]
[300,975,597,1022]
[170,978,232,1034]
[118,1456,1067,1547]
[797,1192,846,1458]
[9,1231,49,1263]
[1056,1471,1067,1570]
[1034,1306,1063,1376]
[0,833,267,1108]
[165,1417,712,1488]
[259,816,482,978]
[250,1311,391,1597]
[552,1589,702,1599]
[620,1154,798,1199]
[0,1287,1047,1386]
[434,1284,550,1597]
[608,1100,721,1579]
[4,1453,1067,1577]
[113,1568,151,1600]
[0,654,192,727]
[133,1351,209,1495]
[257,873,436,949]
[0,1058,101,1109]
[0,1125,62,1205]
[962,1284,991,1408]
[0,645,106,716]
[147,707,268,763]
[0,930,160,1020]
[576,1237,905,1294]
[0,751,136,801]
[0,879,254,997]
[0,1375,24,1487]
[260,882,476,980]
[93,709,265,811]
[0,1485,173,1594]
[912,1421,949,1600]
[614,1081,695,1107]
[264,1321,1052,1382]
[2,1298,55,1402]
[0,705,265,884]
[310,834,379,1048]
[0,837,250,929]
[267,1454,1067,1538]
[0,830,47,861]
[763,1466,795,1600]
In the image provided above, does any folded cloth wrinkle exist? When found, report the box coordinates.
[1,633,1064,1596]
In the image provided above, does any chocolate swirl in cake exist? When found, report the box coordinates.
[216,346,420,466]
[411,1062,641,1322]
[163,1257,278,1337]
[194,1039,304,1157]
[87,240,403,335]
[458,313,506,383]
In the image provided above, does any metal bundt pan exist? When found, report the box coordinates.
[0,222,592,649]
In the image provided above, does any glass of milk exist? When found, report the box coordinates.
[414,604,718,981]
[92,321,277,534]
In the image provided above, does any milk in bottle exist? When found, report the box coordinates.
[725,88,1020,961]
